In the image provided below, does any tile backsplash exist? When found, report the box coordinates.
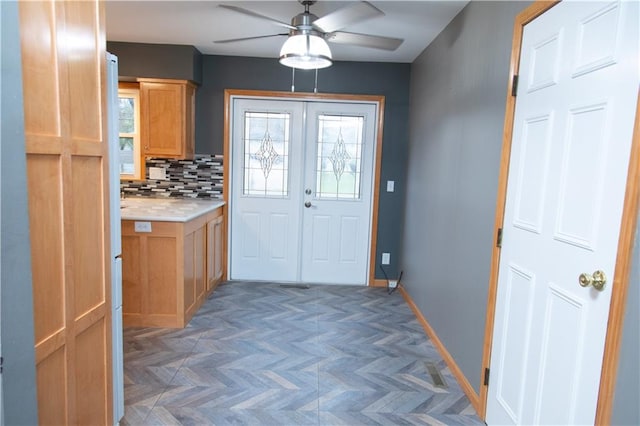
[121,154,223,199]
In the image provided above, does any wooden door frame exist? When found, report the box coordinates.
[222,89,385,286]
[479,0,640,421]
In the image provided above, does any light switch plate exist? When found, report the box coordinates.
[387,180,395,192]
[381,252,390,265]
[134,221,152,233]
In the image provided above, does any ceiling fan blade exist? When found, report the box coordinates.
[214,33,288,44]
[312,1,384,33]
[326,31,403,51]
[218,4,296,30]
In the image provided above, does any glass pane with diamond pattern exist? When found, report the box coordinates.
[315,114,364,199]
[243,111,290,197]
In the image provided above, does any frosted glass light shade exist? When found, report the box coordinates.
[279,34,332,70]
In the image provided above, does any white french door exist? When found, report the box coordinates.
[230,98,377,285]
[486,1,639,425]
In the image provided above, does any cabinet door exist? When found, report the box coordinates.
[141,82,184,158]
[122,235,143,316]
[213,215,224,281]
[194,226,206,301]
[207,214,224,291]
[147,236,178,316]
[184,225,207,321]
[184,231,196,314]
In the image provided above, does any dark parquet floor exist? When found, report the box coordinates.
[122,281,484,425]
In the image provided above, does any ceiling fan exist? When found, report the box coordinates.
[215,1,403,69]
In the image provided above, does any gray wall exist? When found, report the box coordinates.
[402,1,528,393]
[612,211,640,425]
[103,46,411,279]
[0,1,39,424]
[107,41,203,84]
[198,56,410,279]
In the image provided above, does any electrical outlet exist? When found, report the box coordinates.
[381,252,390,265]
[149,167,166,180]
[386,180,395,192]
[389,280,398,289]
[134,221,152,233]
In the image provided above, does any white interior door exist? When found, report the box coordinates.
[230,99,304,282]
[230,98,377,285]
[301,102,376,285]
[487,1,639,425]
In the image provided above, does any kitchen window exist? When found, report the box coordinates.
[118,84,144,180]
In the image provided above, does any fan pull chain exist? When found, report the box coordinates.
[314,68,318,93]
[291,67,295,92]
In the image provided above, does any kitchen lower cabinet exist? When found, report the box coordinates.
[122,207,224,328]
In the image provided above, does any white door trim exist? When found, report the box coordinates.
[223,90,386,286]
[480,1,640,422]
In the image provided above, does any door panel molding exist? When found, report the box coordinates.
[480,1,640,423]
[223,89,385,286]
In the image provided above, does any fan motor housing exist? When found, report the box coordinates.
[290,11,321,36]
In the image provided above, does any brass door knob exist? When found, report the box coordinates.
[579,270,607,291]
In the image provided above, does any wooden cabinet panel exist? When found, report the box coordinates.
[213,215,224,282]
[184,224,206,321]
[26,155,64,344]
[195,226,206,301]
[71,156,106,315]
[20,0,112,423]
[207,212,224,291]
[36,347,67,425]
[183,231,196,313]
[65,1,104,142]
[147,237,178,315]
[140,79,195,159]
[185,83,196,159]
[122,236,142,315]
[75,319,108,425]
[19,1,63,137]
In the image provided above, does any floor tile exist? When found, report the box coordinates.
[121,281,483,425]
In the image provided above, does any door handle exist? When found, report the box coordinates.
[305,188,312,195]
[578,270,606,291]
[304,201,312,208]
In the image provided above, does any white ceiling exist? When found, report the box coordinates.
[105,1,469,63]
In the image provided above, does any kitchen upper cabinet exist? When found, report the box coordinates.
[139,78,195,159]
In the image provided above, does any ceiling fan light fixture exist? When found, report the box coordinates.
[279,33,332,70]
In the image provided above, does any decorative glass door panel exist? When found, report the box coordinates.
[243,111,290,197]
[315,114,364,200]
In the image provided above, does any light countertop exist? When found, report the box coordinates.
[120,197,225,222]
